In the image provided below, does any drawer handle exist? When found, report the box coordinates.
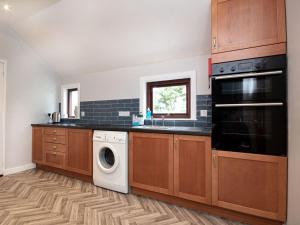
[53,138,57,141]
[53,146,57,149]
[53,130,57,133]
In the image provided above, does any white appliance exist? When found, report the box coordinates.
[93,130,128,193]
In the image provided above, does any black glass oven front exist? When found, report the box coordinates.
[211,55,287,156]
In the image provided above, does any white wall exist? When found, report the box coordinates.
[61,55,211,101]
[286,1,300,224]
[0,25,61,172]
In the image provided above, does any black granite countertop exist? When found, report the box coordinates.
[31,123,211,136]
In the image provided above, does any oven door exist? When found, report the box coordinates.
[212,103,287,156]
[212,70,286,104]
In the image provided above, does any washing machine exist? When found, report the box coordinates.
[93,130,128,194]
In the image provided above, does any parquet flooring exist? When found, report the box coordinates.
[0,169,245,225]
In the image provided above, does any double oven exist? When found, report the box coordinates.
[211,55,287,156]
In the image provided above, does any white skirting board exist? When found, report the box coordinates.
[3,163,36,176]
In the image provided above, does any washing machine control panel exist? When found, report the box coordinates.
[107,134,126,144]
[93,131,127,144]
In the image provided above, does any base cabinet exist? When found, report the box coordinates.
[129,132,174,195]
[66,129,92,176]
[32,127,44,164]
[129,132,211,201]
[32,126,93,178]
[174,135,212,204]
[212,150,287,222]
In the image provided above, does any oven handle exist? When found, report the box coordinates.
[214,70,283,80]
[215,103,284,107]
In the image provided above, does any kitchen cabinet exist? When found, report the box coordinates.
[32,126,93,179]
[66,129,92,176]
[211,0,286,63]
[212,150,287,222]
[174,135,212,204]
[32,127,44,164]
[129,132,212,202]
[129,132,174,195]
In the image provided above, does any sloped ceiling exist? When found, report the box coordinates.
[2,0,211,76]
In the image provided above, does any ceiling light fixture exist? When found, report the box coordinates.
[3,4,11,11]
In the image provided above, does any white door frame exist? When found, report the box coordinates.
[0,60,7,175]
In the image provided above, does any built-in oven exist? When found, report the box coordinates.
[211,55,287,156]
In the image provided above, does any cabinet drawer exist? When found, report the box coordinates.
[44,128,66,136]
[44,151,65,169]
[44,135,66,144]
[43,143,66,153]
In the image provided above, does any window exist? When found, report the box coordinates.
[61,83,80,119]
[67,88,78,118]
[147,79,191,118]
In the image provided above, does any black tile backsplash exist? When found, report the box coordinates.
[61,95,212,128]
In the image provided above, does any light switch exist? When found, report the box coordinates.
[119,111,130,117]
[200,110,208,117]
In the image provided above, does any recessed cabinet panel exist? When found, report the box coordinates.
[44,135,66,144]
[129,132,174,195]
[32,127,44,163]
[212,0,286,62]
[66,129,92,176]
[44,151,66,169]
[212,150,287,221]
[174,135,212,204]
[44,128,66,136]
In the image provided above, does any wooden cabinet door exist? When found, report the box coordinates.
[212,0,286,53]
[212,150,287,221]
[66,129,92,176]
[129,132,174,195]
[32,127,44,164]
[174,135,212,204]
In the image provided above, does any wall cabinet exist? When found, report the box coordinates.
[129,132,174,195]
[32,126,93,178]
[212,150,287,222]
[211,0,286,63]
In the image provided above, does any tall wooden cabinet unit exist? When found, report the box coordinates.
[174,135,212,204]
[129,132,174,195]
[212,150,287,222]
[32,126,93,178]
[211,0,287,63]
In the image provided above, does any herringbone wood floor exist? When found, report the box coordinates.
[0,169,245,225]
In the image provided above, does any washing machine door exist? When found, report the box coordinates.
[97,144,120,173]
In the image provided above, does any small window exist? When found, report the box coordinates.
[147,79,191,118]
[61,83,80,119]
[67,88,78,118]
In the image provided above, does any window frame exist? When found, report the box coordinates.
[147,78,191,119]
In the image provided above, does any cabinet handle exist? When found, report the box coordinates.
[53,130,57,133]
[53,138,57,141]
[212,37,217,49]
[213,155,217,168]
[53,146,57,149]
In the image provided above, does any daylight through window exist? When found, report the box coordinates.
[147,79,191,118]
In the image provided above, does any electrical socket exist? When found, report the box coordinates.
[119,111,130,117]
[200,110,208,117]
